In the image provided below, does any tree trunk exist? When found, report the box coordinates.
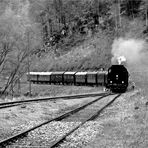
[27,32,31,96]
[11,82,13,98]
[17,77,21,96]
[146,3,148,27]
[118,0,121,27]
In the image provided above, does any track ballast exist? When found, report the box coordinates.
[0,93,120,147]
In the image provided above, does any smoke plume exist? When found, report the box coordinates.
[111,38,148,69]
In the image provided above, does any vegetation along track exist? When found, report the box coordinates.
[0,92,108,109]
[0,93,118,147]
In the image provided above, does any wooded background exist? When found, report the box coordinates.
[0,0,148,95]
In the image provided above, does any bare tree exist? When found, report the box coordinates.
[145,0,148,27]
[118,0,121,27]
[0,1,42,96]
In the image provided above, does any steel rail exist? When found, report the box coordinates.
[0,92,108,106]
[0,92,109,109]
[0,103,23,109]
[0,93,111,147]
[50,94,121,148]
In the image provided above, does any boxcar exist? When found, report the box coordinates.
[38,72,52,84]
[97,71,107,86]
[50,72,65,84]
[27,72,39,83]
[75,72,87,85]
[63,72,76,85]
[86,72,97,86]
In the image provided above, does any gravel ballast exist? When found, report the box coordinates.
[9,121,103,148]
[1,90,140,148]
[7,95,117,147]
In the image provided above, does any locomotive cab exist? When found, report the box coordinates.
[107,65,129,92]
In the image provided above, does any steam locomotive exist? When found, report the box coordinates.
[27,65,129,93]
[106,65,129,92]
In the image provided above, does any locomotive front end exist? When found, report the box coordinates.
[107,65,129,92]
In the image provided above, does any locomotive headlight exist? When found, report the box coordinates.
[110,81,112,83]
[122,81,124,84]
[116,75,119,80]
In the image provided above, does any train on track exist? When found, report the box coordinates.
[27,65,129,92]
[106,65,129,92]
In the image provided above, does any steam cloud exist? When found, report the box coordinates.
[111,38,148,68]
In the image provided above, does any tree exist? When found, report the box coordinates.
[139,0,148,27]
[0,0,42,96]
[121,0,142,19]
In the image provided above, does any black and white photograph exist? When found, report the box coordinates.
[0,0,148,147]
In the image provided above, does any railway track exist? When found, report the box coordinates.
[0,93,120,147]
[0,92,108,109]
[51,94,121,148]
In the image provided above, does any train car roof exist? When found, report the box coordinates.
[64,72,77,75]
[86,72,98,74]
[27,72,40,75]
[38,72,53,75]
[75,72,87,75]
[27,72,53,75]
[97,71,108,74]
[51,71,65,74]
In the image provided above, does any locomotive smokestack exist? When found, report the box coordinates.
[111,55,127,65]
[117,56,126,65]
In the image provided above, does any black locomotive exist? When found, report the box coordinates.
[106,65,129,92]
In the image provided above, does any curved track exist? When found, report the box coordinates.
[0,92,108,109]
[51,94,121,148]
[0,93,119,147]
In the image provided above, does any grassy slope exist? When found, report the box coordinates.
[32,30,113,71]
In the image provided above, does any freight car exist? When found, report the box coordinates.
[86,72,97,86]
[86,71,107,86]
[27,72,39,84]
[27,71,107,87]
[97,71,108,86]
[27,72,53,84]
[75,72,87,85]
[63,72,76,85]
[38,72,52,84]
[106,65,129,92]
[50,72,65,84]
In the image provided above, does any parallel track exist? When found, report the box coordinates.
[0,92,108,109]
[0,93,120,147]
[51,94,121,148]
